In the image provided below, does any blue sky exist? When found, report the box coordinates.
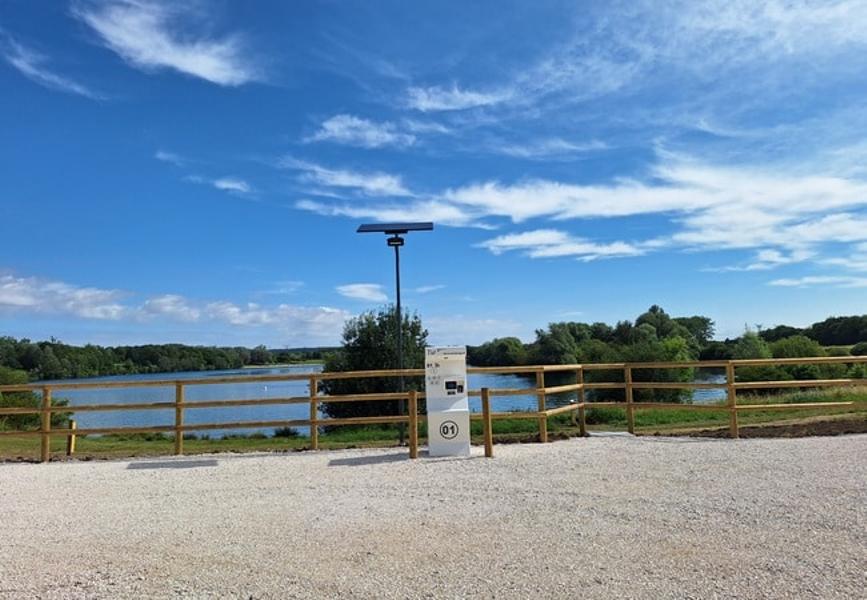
[2,1,867,348]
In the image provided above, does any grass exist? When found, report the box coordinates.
[1,388,865,461]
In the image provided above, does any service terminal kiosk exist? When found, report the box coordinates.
[424,346,471,457]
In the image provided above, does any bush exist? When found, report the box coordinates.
[0,366,69,430]
[852,342,867,356]
[273,426,300,438]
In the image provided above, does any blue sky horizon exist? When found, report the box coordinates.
[2,1,867,348]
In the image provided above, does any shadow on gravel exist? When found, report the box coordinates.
[127,459,219,470]
[328,453,409,468]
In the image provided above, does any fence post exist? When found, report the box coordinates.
[625,366,635,435]
[577,367,586,436]
[482,387,493,458]
[536,370,548,443]
[66,419,77,457]
[408,390,419,459]
[174,383,184,455]
[726,362,739,439]
[40,387,51,463]
[309,376,319,450]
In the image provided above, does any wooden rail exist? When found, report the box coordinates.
[1,356,866,462]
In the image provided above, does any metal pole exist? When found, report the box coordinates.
[394,238,405,444]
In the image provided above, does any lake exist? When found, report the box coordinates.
[46,366,726,437]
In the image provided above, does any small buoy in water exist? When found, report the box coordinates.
[263,385,268,391]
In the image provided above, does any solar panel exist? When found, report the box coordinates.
[357,222,434,234]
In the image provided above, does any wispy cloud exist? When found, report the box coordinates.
[73,0,260,86]
[444,154,867,252]
[336,283,387,302]
[281,158,411,197]
[402,119,452,134]
[414,285,445,294]
[213,177,251,194]
[154,150,187,166]
[495,138,608,159]
[406,85,510,112]
[2,38,103,99]
[768,276,867,288]
[477,229,644,262]
[306,114,415,148]
[704,249,815,272]
[295,199,487,229]
[186,175,253,195]
[299,150,867,273]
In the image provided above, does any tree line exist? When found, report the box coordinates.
[0,337,333,382]
[467,306,867,402]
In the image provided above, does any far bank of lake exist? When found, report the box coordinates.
[44,366,726,438]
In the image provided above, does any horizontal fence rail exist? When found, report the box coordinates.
[0,356,866,461]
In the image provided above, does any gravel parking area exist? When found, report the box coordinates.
[1,435,865,599]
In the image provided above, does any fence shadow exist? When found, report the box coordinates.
[127,459,219,470]
[327,452,409,468]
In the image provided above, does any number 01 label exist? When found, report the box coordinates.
[439,420,459,439]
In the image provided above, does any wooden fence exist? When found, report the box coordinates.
[1,356,866,462]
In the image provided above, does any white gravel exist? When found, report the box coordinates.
[1,435,866,599]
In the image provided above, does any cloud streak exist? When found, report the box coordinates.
[406,85,510,112]
[2,38,102,99]
[336,283,388,302]
[281,158,411,197]
[306,114,415,148]
[74,0,260,86]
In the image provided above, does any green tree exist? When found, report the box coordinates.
[249,345,273,365]
[321,307,428,420]
[0,366,69,430]
[673,316,716,346]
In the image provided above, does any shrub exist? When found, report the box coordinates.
[273,426,300,438]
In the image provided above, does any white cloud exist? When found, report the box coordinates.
[821,242,867,271]
[0,273,126,319]
[185,174,253,195]
[3,39,102,99]
[154,150,186,166]
[414,285,445,294]
[0,270,350,342]
[213,177,251,194]
[705,248,815,272]
[296,151,867,272]
[496,138,608,159]
[406,85,510,112]
[477,229,644,262]
[402,119,452,134]
[445,156,867,250]
[143,294,200,321]
[336,284,388,303]
[768,276,867,288]
[281,158,411,197]
[306,114,415,148]
[295,199,487,228]
[74,0,260,86]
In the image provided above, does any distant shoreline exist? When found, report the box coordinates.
[241,361,324,369]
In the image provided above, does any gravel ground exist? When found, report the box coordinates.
[1,435,865,599]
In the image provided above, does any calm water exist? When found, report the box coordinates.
[46,366,726,437]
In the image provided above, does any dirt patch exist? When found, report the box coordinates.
[687,415,867,439]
